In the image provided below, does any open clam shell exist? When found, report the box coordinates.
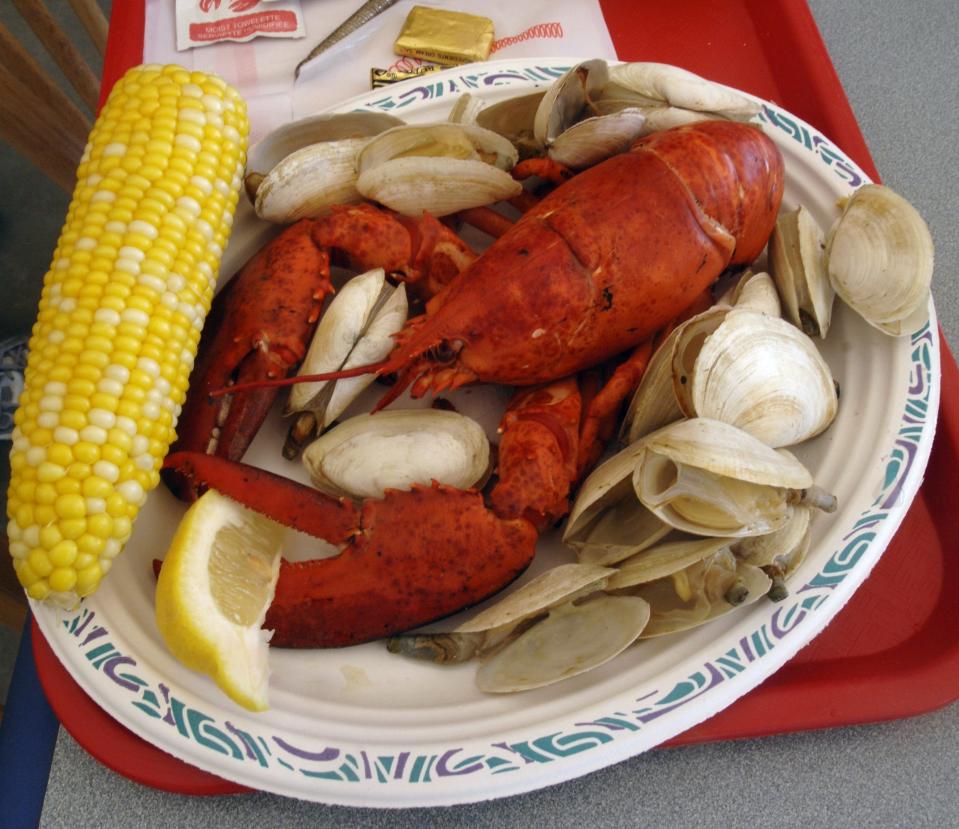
[301,409,489,501]
[625,549,772,638]
[632,418,815,537]
[475,90,546,158]
[671,306,731,417]
[547,108,647,169]
[825,183,934,336]
[245,111,403,207]
[622,306,728,446]
[457,562,615,637]
[733,505,812,600]
[688,309,838,447]
[533,59,610,145]
[387,562,614,664]
[716,270,782,317]
[253,137,368,224]
[563,443,670,566]
[603,62,761,121]
[606,536,732,590]
[769,206,834,337]
[284,268,409,444]
[247,112,404,179]
[355,123,521,216]
[475,594,650,693]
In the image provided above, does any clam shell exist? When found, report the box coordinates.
[301,409,489,500]
[356,156,522,217]
[606,536,731,590]
[547,109,647,169]
[286,268,390,414]
[448,92,485,125]
[356,123,518,173]
[475,595,650,693]
[689,309,838,447]
[355,123,521,216]
[671,307,731,417]
[322,283,408,427]
[246,111,404,179]
[567,497,672,567]
[632,418,814,537]
[632,550,771,638]
[456,562,614,635]
[563,442,649,545]
[622,306,729,445]
[253,137,368,223]
[620,328,684,446]
[769,206,834,337]
[605,62,761,120]
[717,270,782,317]
[475,90,546,157]
[533,59,610,145]
[826,183,934,336]
[733,504,812,570]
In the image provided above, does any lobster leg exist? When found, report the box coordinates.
[166,221,332,498]
[512,157,576,185]
[312,203,478,303]
[489,377,584,531]
[458,206,516,240]
[161,452,538,648]
[576,340,654,477]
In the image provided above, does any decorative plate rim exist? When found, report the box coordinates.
[32,58,941,807]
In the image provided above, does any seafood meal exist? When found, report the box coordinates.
[7,60,934,712]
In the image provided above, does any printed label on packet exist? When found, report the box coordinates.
[175,0,305,51]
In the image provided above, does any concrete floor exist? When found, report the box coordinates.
[0,0,111,712]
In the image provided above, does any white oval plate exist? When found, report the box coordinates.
[32,59,940,807]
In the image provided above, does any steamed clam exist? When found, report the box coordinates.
[769,206,834,337]
[621,306,728,446]
[612,544,771,637]
[716,270,783,318]
[388,562,651,693]
[825,183,934,336]
[284,268,408,455]
[732,505,812,601]
[632,418,828,537]
[302,408,490,500]
[563,443,671,566]
[596,62,762,139]
[245,111,403,222]
[354,123,521,216]
[681,309,838,448]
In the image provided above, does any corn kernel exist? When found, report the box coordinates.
[55,493,87,520]
[49,568,78,593]
[49,540,78,568]
[28,548,53,577]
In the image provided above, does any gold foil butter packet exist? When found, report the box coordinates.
[393,6,494,66]
[371,64,443,88]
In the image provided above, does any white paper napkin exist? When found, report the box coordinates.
[146,0,616,141]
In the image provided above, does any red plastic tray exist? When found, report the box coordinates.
[32,0,959,794]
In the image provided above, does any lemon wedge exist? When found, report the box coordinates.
[155,489,285,711]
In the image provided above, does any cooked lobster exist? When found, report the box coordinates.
[163,119,785,648]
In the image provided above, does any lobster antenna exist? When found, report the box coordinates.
[210,359,390,399]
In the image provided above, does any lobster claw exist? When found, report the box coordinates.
[165,221,331,499]
[162,452,538,648]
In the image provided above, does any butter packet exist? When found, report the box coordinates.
[176,0,305,51]
[371,65,443,89]
[393,6,494,66]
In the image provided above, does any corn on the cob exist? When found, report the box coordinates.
[5,64,249,608]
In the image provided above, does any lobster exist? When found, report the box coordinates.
[163,119,785,648]
[163,371,590,647]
